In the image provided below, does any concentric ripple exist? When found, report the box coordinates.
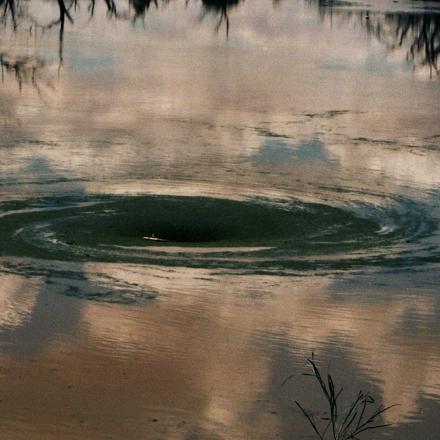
[0,193,438,275]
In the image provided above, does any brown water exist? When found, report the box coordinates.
[1,0,440,438]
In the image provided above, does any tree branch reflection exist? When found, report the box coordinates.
[313,1,440,77]
[130,0,158,23]
[1,0,439,76]
[0,52,55,97]
[200,0,244,37]
[1,0,20,30]
[384,12,439,77]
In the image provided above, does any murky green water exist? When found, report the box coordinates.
[1,0,440,438]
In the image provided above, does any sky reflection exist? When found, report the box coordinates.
[0,0,439,76]
[0,268,440,439]
[1,0,440,439]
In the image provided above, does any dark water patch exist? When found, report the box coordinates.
[61,284,157,304]
[350,136,440,152]
[254,127,291,139]
[0,194,376,250]
[0,258,158,304]
[0,177,90,187]
[304,110,356,119]
[353,137,398,145]
[25,139,60,147]
[0,193,437,277]
[313,0,356,8]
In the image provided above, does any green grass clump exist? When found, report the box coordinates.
[294,355,396,440]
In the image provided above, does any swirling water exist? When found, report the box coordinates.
[1,0,440,438]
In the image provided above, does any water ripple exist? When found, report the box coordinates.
[0,190,437,281]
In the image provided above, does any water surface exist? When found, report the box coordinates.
[1,0,440,438]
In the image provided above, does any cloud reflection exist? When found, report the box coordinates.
[80,265,440,426]
[0,274,38,329]
[1,0,439,75]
